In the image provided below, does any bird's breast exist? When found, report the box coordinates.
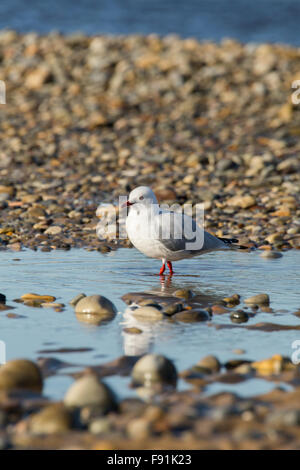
[126,211,163,259]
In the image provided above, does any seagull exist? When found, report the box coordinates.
[123,186,243,276]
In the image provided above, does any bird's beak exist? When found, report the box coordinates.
[121,201,133,208]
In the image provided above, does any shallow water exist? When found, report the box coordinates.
[0,247,299,400]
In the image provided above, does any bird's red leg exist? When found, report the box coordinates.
[167,261,174,275]
[159,262,166,275]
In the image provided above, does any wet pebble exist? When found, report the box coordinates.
[251,354,283,376]
[162,303,184,316]
[173,289,193,300]
[29,403,72,435]
[0,359,43,393]
[123,327,143,334]
[132,306,164,321]
[173,309,209,323]
[244,294,270,306]
[89,417,112,435]
[260,251,283,259]
[132,354,177,388]
[230,310,249,324]
[211,305,230,315]
[21,293,56,302]
[74,295,117,319]
[64,374,117,414]
[69,293,86,306]
[195,355,221,374]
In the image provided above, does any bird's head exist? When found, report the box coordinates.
[122,186,158,208]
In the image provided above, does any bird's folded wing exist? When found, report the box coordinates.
[154,211,200,252]
[155,210,225,253]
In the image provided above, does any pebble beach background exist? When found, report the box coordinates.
[0,0,300,451]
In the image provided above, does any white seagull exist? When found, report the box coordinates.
[123,186,242,276]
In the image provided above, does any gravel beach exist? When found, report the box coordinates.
[0,31,300,450]
[0,31,299,252]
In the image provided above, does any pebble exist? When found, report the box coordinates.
[127,417,151,440]
[132,306,164,321]
[0,359,43,393]
[89,417,112,435]
[244,294,270,306]
[132,354,177,388]
[64,374,117,413]
[223,294,240,306]
[41,302,65,309]
[29,403,72,435]
[195,355,221,374]
[21,293,56,302]
[163,303,184,316]
[173,309,209,322]
[123,327,143,334]
[227,195,256,209]
[69,293,86,306]
[74,295,117,318]
[251,354,283,376]
[230,310,249,323]
[173,289,193,300]
[233,349,246,355]
[260,251,283,259]
[44,226,63,235]
[267,409,300,427]
[137,300,162,309]
[211,305,230,315]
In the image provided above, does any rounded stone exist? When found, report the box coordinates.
[69,293,86,307]
[44,226,62,235]
[230,310,249,324]
[64,374,117,413]
[132,354,177,387]
[211,305,230,315]
[244,293,270,305]
[0,359,43,393]
[173,289,193,300]
[260,250,283,259]
[138,299,162,309]
[89,417,112,435]
[173,309,209,323]
[123,327,143,334]
[132,306,164,321]
[196,355,221,374]
[29,403,72,435]
[21,293,56,302]
[127,417,151,440]
[163,303,184,316]
[74,295,117,319]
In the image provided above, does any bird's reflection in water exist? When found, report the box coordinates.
[121,306,166,356]
[121,273,225,357]
[159,274,173,291]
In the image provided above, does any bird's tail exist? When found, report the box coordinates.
[217,237,248,250]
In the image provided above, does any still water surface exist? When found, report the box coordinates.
[0,247,299,400]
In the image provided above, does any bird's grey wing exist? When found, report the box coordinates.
[155,211,200,252]
[156,211,225,253]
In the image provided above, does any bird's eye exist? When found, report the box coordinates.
[139,196,144,200]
